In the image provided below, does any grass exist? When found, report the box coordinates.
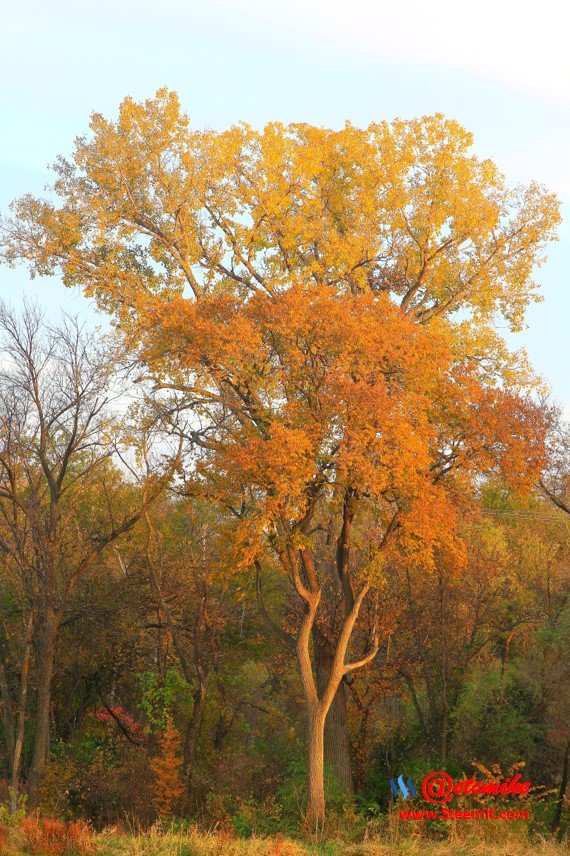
[92,829,568,856]
[2,816,567,856]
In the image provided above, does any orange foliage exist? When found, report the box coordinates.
[18,817,93,855]
[151,716,185,818]
[1,91,557,578]
[0,824,8,856]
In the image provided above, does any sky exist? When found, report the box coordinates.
[1,0,568,412]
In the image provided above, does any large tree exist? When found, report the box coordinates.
[0,90,559,824]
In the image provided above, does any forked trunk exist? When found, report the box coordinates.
[291,550,378,829]
[315,643,353,794]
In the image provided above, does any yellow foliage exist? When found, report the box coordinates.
[0,88,557,577]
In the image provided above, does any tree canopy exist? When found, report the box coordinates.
[0,90,566,830]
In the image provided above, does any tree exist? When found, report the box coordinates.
[540,412,570,515]
[142,495,228,784]
[151,715,185,817]
[535,413,570,835]
[0,302,174,808]
[0,91,559,824]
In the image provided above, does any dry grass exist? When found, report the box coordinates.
[0,817,94,856]
[0,818,566,856]
[18,818,94,855]
[341,840,567,855]
[93,828,568,856]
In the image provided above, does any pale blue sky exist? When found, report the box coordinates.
[1,0,568,412]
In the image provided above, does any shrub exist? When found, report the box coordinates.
[18,816,94,855]
[229,796,282,837]
[0,824,9,856]
[151,716,185,818]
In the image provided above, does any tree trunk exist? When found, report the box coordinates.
[551,740,569,838]
[324,684,352,793]
[290,549,378,830]
[183,680,207,773]
[0,661,15,761]
[314,642,353,794]
[10,616,33,813]
[352,704,370,793]
[26,607,57,809]
[307,708,326,829]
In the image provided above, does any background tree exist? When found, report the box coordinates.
[534,413,570,835]
[0,302,174,807]
[540,412,570,515]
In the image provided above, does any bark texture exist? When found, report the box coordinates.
[315,642,353,794]
[26,607,58,808]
